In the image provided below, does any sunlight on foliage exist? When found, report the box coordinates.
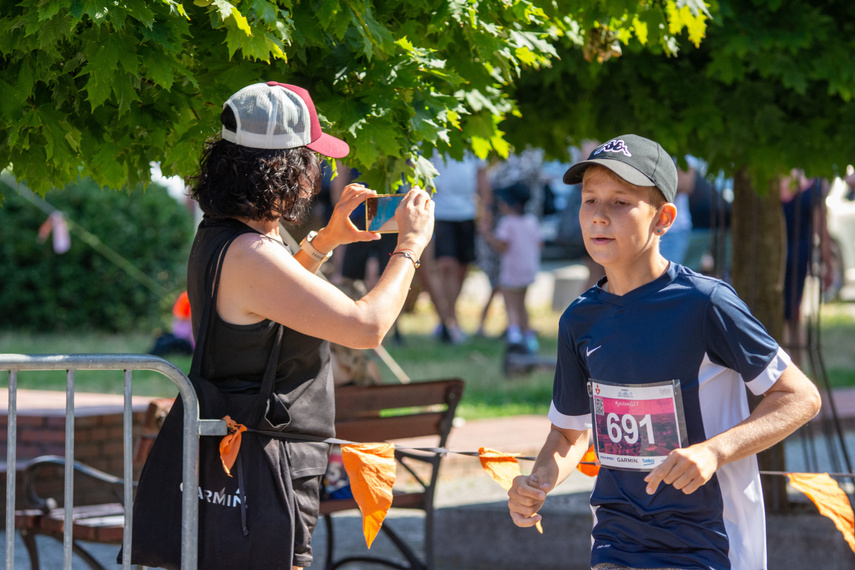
[0,0,713,199]
[667,1,709,48]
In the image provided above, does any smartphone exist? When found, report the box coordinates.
[365,195,405,233]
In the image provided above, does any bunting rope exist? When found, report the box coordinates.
[243,426,855,478]
[235,423,855,553]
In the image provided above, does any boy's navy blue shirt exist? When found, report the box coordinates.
[550,263,790,570]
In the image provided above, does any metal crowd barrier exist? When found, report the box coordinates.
[1,354,227,570]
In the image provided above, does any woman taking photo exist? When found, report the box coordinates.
[132,82,434,569]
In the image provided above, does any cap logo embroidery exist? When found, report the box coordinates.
[595,139,631,157]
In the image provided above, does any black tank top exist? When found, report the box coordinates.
[187,216,334,475]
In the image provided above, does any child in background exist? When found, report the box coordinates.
[478,182,542,353]
[149,290,194,356]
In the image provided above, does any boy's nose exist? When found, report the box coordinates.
[591,204,609,223]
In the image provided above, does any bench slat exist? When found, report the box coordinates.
[37,503,125,543]
[335,412,444,443]
[335,379,463,418]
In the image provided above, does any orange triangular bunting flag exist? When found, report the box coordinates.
[341,443,397,548]
[478,447,543,534]
[219,416,247,477]
[478,447,521,490]
[787,472,855,553]
[577,445,600,477]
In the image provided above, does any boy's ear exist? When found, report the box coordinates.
[653,203,677,235]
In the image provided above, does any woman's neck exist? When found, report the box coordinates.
[236,217,281,241]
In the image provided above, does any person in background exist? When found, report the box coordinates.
[149,290,194,356]
[426,150,490,344]
[659,157,696,264]
[845,169,855,198]
[780,168,833,364]
[477,148,545,338]
[479,182,542,354]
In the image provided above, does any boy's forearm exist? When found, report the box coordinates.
[644,365,821,495]
[530,425,591,491]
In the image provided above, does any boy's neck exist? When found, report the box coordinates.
[602,254,670,296]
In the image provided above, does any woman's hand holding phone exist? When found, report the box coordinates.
[394,187,434,255]
[319,183,382,250]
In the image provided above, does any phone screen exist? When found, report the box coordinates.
[365,195,404,233]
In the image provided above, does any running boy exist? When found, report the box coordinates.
[507,134,821,569]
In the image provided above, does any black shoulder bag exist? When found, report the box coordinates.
[129,232,299,570]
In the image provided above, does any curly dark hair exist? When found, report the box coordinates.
[190,108,322,223]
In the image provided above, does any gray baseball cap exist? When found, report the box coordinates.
[563,134,677,202]
[221,82,349,158]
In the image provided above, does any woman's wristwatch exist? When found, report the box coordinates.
[299,230,333,262]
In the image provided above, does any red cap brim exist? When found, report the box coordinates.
[307,132,350,159]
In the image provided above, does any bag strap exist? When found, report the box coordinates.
[188,236,233,383]
[260,321,284,397]
[190,228,284,398]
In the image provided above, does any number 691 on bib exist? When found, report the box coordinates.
[587,379,688,471]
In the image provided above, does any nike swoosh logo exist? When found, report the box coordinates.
[586,345,602,357]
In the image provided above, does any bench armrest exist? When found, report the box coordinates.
[20,454,131,513]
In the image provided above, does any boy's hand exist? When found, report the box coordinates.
[508,473,551,528]
[643,442,720,495]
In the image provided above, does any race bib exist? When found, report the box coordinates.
[587,379,688,471]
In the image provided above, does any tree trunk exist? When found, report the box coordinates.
[730,168,790,513]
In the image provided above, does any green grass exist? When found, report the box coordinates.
[382,295,562,420]
[813,302,855,389]
[2,297,854,420]
[0,331,191,396]
[382,333,557,420]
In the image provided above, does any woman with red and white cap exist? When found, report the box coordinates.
[133,82,434,569]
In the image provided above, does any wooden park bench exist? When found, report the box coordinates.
[320,378,464,570]
[13,379,464,570]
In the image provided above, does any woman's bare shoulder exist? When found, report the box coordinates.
[228,231,292,264]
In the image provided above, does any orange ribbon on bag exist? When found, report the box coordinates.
[341,443,397,548]
[787,472,855,553]
[478,447,543,534]
[219,416,247,477]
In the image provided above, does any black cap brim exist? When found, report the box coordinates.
[563,159,656,187]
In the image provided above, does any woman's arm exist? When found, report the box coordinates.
[217,188,434,349]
